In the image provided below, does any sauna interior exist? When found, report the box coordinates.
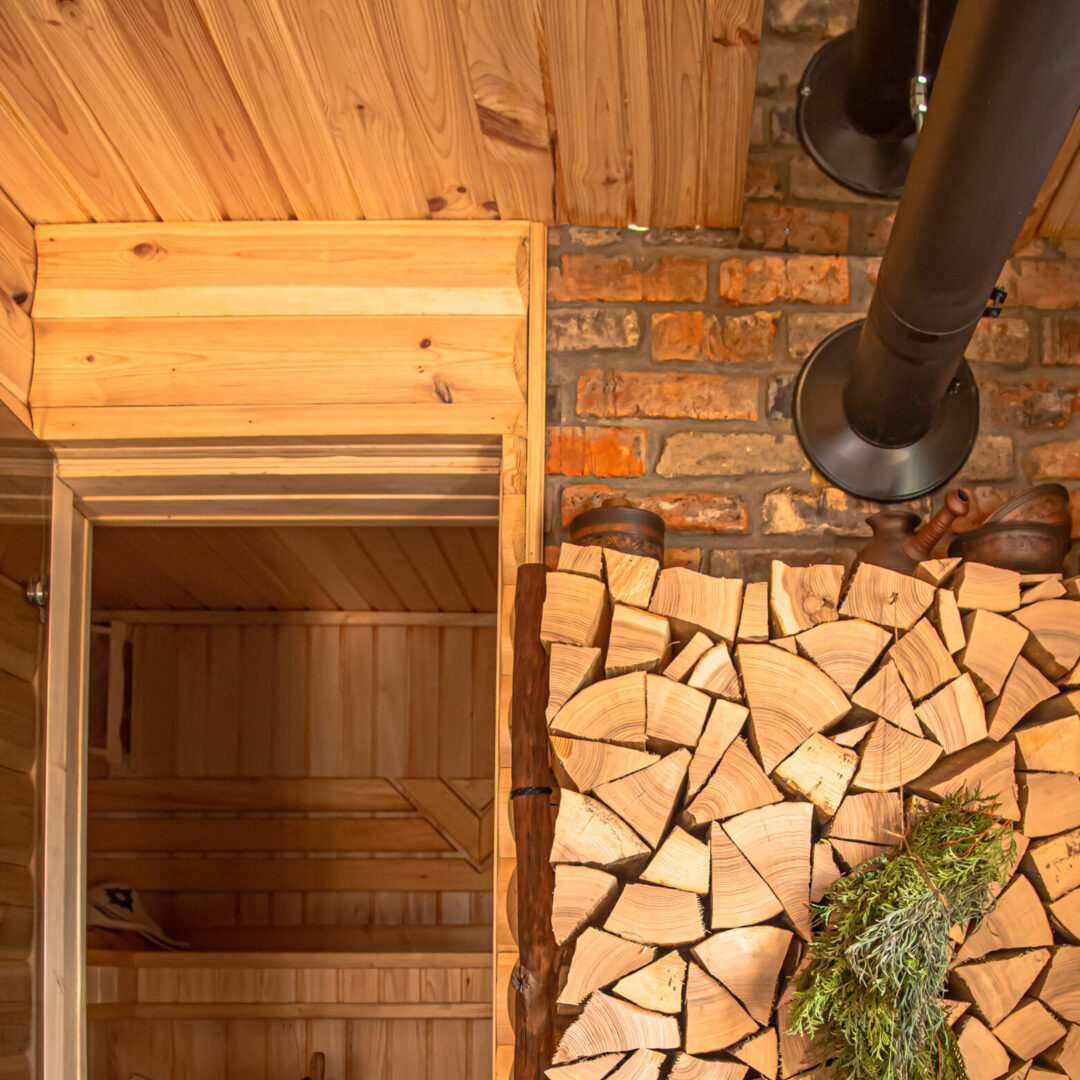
[84,523,498,1079]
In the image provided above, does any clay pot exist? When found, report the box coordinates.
[855,489,971,575]
[570,498,665,561]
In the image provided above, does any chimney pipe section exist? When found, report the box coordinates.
[793,0,1080,502]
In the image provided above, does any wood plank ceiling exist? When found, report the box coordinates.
[0,0,763,229]
[90,525,499,612]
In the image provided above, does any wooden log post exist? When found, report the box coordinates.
[511,563,558,1079]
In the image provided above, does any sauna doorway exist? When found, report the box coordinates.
[84,524,497,1079]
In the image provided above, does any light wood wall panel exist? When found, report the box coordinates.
[0,190,33,426]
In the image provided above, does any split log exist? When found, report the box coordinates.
[1011,716,1080,774]
[687,700,748,799]
[936,587,967,654]
[605,883,706,947]
[795,618,891,695]
[852,718,943,792]
[769,561,844,636]
[550,673,648,749]
[1050,891,1080,944]
[1020,773,1080,838]
[684,737,782,828]
[1041,1024,1080,1077]
[550,790,651,868]
[1036,946,1080,1023]
[558,927,656,1006]
[669,1055,749,1080]
[851,662,920,734]
[906,740,1019,819]
[551,864,620,945]
[810,839,842,902]
[1029,691,1080,726]
[1001,1066,1031,1080]
[606,606,672,676]
[552,992,680,1063]
[993,999,1065,1060]
[832,720,876,748]
[950,948,1051,1025]
[649,568,743,643]
[641,826,710,894]
[557,543,604,578]
[542,571,609,647]
[604,549,660,609]
[605,1050,666,1080]
[664,632,714,683]
[724,802,813,940]
[946,1000,972,1026]
[959,611,1030,700]
[915,674,988,753]
[772,637,798,653]
[825,792,902,844]
[737,644,850,773]
[550,737,659,793]
[612,951,687,1014]
[914,557,962,586]
[956,1017,1011,1080]
[737,581,770,643]
[710,822,785,929]
[1013,600,1080,681]
[692,925,793,1024]
[886,617,959,700]
[1027,829,1080,901]
[593,749,690,847]
[839,562,935,630]
[987,657,1058,741]
[773,733,858,821]
[830,838,890,870]
[733,1026,778,1080]
[953,563,1022,613]
[548,645,603,723]
[957,875,1053,960]
[684,963,758,1055]
[645,676,711,749]
[776,985,826,1078]
[1023,577,1068,604]
[688,644,743,700]
[545,1053,625,1080]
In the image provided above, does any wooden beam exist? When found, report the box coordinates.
[87,1001,490,1021]
[90,611,496,626]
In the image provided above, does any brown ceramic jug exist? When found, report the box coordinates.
[855,489,971,574]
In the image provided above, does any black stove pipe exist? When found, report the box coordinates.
[794,0,1080,501]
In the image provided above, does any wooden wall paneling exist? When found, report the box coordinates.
[273,625,309,777]
[621,0,707,227]
[307,624,343,777]
[0,670,35,775]
[440,627,476,777]
[1021,107,1080,239]
[206,625,241,777]
[0,771,33,867]
[1040,107,1080,237]
[409,626,441,777]
[341,626,375,778]
[353,530,437,612]
[539,0,630,225]
[174,625,209,778]
[0,7,153,224]
[273,530,374,611]
[238,625,275,778]
[392,529,472,612]
[192,0,365,220]
[41,475,91,1080]
[0,576,37,684]
[0,191,33,308]
[701,0,765,227]
[0,293,32,430]
[436,528,497,612]
[375,626,410,777]
[453,0,555,222]
[363,0,498,219]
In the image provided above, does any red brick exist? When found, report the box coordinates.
[665,547,702,571]
[1042,315,1080,366]
[707,311,780,363]
[652,311,705,361]
[956,436,1014,482]
[787,313,862,360]
[864,257,882,286]
[745,155,783,199]
[576,369,759,421]
[642,256,708,302]
[982,380,1079,428]
[560,484,748,533]
[864,210,895,255]
[966,318,1030,366]
[763,487,884,537]
[768,0,857,38]
[549,255,642,301]
[789,153,877,203]
[545,425,646,477]
[718,255,849,305]
[739,202,850,254]
[1028,439,1080,480]
[1002,260,1080,309]
[710,547,853,580]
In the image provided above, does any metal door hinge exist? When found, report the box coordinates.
[25,577,49,621]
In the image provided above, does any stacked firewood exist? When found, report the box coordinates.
[538,545,1080,1080]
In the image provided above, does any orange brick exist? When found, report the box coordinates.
[576,369,759,421]
[717,255,849,305]
[1028,439,1080,480]
[561,484,748,533]
[652,311,706,361]
[642,256,708,301]
[739,202,849,254]
[1003,260,1080,309]
[549,255,643,301]
[545,425,646,477]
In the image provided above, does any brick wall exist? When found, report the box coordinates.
[543,0,1080,577]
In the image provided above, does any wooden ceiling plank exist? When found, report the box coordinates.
[433,527,497,612]
[32,222,531,319]
[89,528,207,610]
[1025,106,1080,239]
[30,313,526,409]
[272,527,376,611]
[281,527,404,612]
[0,5,153,222]
[191,527,303,611]
[362,0,499,219]
[538,0,630,225]
[390,527,472,612]
[701,0,764,228]
[452,0,556,222]
[192,0,365,220]
[0,188,34,306]
[0,286,33,415]
[275,0,432,219]
[225,528,340,610]
[620,0,707,228]
[473,526,499,585]
[353,528,439,612]
[1039,107,1080,238]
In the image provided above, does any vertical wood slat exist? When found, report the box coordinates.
[0,189,34,306]
[1039,107,1080,237]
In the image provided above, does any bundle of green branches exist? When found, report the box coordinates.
[789,789,1016,1080]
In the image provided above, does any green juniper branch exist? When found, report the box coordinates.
[789,789,1015,1080]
